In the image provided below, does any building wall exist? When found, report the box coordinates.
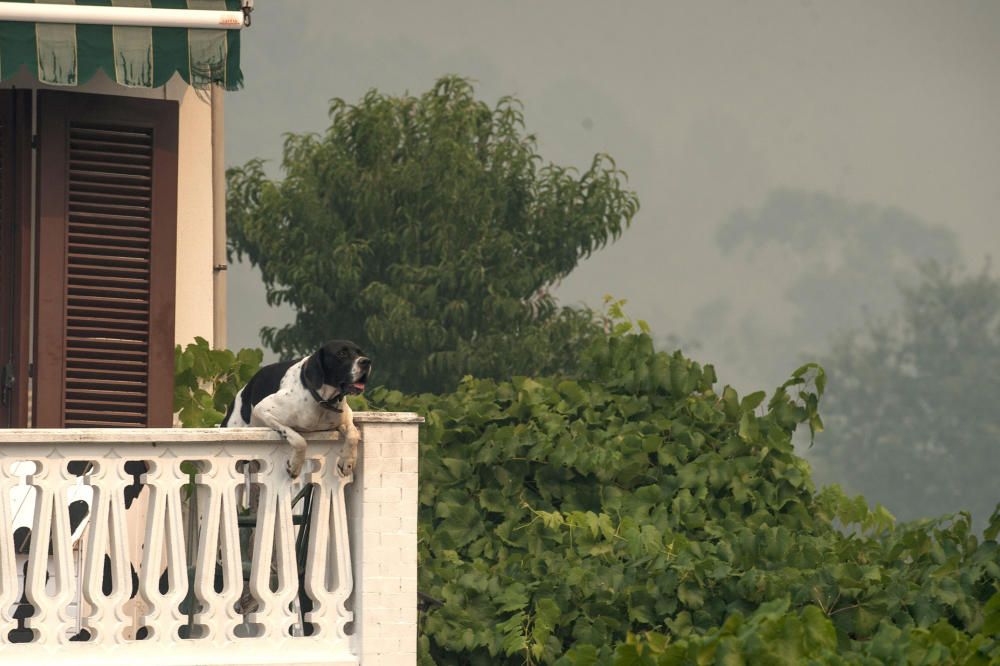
[0,70,219,348]
[170,80,217,348]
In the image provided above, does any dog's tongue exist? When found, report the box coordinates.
[352,382,366,392]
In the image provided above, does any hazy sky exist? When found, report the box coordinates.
[225,0,1000,389]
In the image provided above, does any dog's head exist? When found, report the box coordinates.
[302,339,371,397]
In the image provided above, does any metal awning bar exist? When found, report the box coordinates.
[0,2,246,30]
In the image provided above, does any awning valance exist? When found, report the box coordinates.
[0,0,244,91]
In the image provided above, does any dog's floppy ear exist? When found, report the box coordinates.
[302,351,325,390]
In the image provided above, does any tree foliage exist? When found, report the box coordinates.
[174,322,1000,662]
[174,337,262,427]
[227,76,639,393]
[813,263,1000,529]
[716,188,960,340]
[701,188,962,391]
[368,320,1000,664]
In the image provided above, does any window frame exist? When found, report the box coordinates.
[0,90,32,429]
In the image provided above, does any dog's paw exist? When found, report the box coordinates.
[286,458,303,478]
[337,456,355,477]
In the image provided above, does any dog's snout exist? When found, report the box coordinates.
[358,357,371,369]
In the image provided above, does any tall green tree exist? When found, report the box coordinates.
[812,262,1000,528]
[227,77,638,393]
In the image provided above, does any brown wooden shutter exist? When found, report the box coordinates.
[0,90,31,428]
[35,91,178,428]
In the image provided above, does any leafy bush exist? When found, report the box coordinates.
[617,590,1000,664]
[173,337,262,427]
[369,325,1000,664]
[171,329,999,662]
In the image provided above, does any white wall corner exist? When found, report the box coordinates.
[349,422,420,665]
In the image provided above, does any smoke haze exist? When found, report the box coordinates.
[225,1,1000,521]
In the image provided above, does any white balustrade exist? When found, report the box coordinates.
[0,413,420,665]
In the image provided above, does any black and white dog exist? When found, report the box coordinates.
[221,340,372,478]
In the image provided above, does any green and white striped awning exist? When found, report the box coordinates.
[0,0,243,90]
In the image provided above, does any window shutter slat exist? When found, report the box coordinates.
[65,120,154,425]
[35,91,177,428]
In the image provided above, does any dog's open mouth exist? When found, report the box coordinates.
[342,375,368,395]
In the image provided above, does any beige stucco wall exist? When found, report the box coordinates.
[169,79,217,349]
[1,70,219,348]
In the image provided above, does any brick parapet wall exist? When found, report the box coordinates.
[350,419,420,665]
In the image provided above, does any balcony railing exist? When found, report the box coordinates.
[0,413,420,665]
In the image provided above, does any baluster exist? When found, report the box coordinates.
[138,456,189,639]
[24,458,76,644]
[192,457,243,640]
[0,460,19,641]
[247,455,298,638]
[81,457,133,644]
[303,455,354,639]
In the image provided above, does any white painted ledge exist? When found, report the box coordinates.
[0,412,424,445]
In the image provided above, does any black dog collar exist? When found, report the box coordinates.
[310,387,344,412]
[301,366,344,412]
